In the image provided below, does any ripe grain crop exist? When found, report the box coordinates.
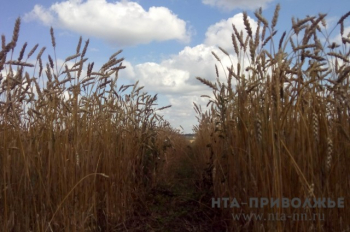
[193,5,350,231]
[0,18,181,231]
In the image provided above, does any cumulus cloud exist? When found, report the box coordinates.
[24,5,55,25]
[133,62,190,93]
[129,13,258,94]
[164,95,210,132]
[124,44,237,97]
[121,12,257,113]
[162,45,222,85]
[121,45,237,132]
[204,13,258,53]
[24,0,191,46]
[202,0,274,11]
[119,45,222,132]
[118,12,259,132]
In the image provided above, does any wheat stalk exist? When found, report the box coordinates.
[81,39,89,58]
[36,47,46,60]
[271,4,280,31]
[9,17,20,49]
[231,34,239,56]
[17,42,27,62]
[254,10,269,27]
[326,137,333,172]
[196,77,218,90]
[27,44,39,60]
[312,111,319,143]
[243,12,253,38]
[1,35,5,49]
[50,27,56,48]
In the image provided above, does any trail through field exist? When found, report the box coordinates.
[117,147,228,232]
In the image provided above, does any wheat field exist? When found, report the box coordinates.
[0,5,350,232]
[0,17,190,231]
[193,5,350,232]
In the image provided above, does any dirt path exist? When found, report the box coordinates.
[117,149,228,232]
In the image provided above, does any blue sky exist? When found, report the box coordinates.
[1,0,349,133]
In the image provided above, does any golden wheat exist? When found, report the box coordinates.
[0,18,185,231]
[193,5,350,231]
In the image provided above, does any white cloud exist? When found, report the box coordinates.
[153,13,257,89]
[202,0,274,11]
[24,0,191,46]
[24,5,55,25]
[120,60,136,80]
[122,45,238,132]
[164,95,210,132]
[119,44,221,132]
[129,62,194,94]
[22,9,256,133]
[118,12,258,132]
[204,13,258,53]
[162,45,220,84]
[124,44,237,96]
